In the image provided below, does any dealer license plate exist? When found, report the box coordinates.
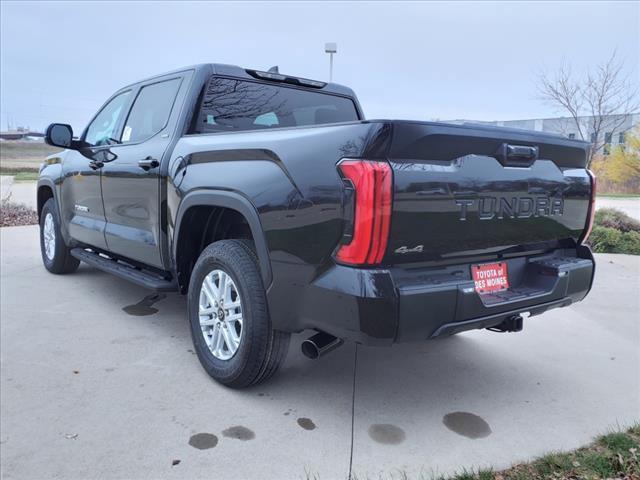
[471,262,509,294]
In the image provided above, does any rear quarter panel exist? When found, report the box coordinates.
[167,122,377,330]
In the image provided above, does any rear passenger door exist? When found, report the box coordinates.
[100,75,185,268]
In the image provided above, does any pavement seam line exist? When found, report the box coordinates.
[348,344,358,480]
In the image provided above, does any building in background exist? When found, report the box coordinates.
[482,113,639,154]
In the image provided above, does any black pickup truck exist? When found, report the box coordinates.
[39,63,596,388]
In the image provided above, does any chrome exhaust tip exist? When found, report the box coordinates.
[301,331,343,359]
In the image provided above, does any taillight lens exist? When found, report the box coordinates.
[581,169,597,244]
[335,159,392,265]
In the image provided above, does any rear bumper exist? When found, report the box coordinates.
[295,246,595,345]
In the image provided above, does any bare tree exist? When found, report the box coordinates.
[538,52,638,166]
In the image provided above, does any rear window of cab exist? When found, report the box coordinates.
[192,77,359,133]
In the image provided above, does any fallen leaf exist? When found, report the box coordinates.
[172,460,181,466]
[64,433,78,440]
[73,370,80,374]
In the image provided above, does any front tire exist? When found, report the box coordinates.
[39,198,80,274]
[188,239,290,388]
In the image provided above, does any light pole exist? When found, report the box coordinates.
[325,42,337,82]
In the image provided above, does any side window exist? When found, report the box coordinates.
[84,91,131,146]
[121,78,182,143]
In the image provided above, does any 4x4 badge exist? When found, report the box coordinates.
[395,245,424,254]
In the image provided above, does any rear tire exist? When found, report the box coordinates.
[188,239,290,388]
[39,198,80,274]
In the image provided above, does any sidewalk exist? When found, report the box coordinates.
[595,197,640,220]
[0,176,37,209]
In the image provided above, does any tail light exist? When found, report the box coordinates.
[335,159,392,265]
[581,169,597,244]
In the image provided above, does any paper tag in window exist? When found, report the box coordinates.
[122,126,132,142]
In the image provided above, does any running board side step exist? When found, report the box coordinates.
[70,248,178,292]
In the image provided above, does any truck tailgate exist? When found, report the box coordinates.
[381,121,592,263]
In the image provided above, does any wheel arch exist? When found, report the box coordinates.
[173,189,272,291]
[37,179,56,220]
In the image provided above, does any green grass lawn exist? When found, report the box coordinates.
[0,141,61,170]
[342,425,640,480]
[597,193,640,198]
[0,167,40,178]
[444,424,639,480]
[10,171,40,182]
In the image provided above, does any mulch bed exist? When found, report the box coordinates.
[0,201,38,227]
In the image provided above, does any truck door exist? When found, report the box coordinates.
[100,75,184,269]
[60,90,132,250]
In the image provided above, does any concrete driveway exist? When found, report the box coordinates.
[1,225,638,480]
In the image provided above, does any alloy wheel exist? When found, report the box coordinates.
[43,213,56,260]
[198,269,243,360]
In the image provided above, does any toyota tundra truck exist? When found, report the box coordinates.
[39,63,596,388]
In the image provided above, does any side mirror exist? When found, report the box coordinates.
[45,123,74,148]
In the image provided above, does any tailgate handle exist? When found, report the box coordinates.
[496,143,538,167]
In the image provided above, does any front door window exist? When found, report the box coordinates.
[84,91,131,146]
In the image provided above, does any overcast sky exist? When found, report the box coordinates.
[1,1,638,132]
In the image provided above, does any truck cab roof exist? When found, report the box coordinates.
[127,63,358,99]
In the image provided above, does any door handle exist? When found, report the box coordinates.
[138,157,159,170]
